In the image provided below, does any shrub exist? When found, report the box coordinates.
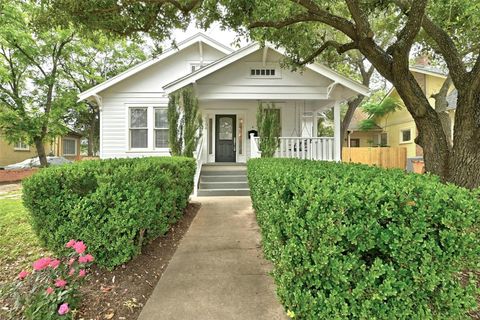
[4,240,94,319]
[22,157,195,269]
[256,102,280,158]
[247,158,480,319]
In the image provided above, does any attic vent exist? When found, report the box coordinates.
[250,68,276,76]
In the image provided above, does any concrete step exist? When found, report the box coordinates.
[199,181,249,190]
[197,189,250,197]
[200,170,246,176]
[200,175,248,183]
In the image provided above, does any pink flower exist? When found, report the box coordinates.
[49,259,61,269]
[65,239,76,248]
[68,268,75,276]
[46,287,54,295]
[68,258,75,266]
[73,241,86,254]
[79,269,86,277]
[33,257,52,271]
[79,254,94,264]
[17,270,29,280]
[55,279,67,288]
[58,303,69,315]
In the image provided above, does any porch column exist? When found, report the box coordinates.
[333,101,341,161]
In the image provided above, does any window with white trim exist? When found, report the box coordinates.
[154,108,169,148]
[129,107,148,148]
[400,128,412,143]
[63,138,77,156]
[14,140,29,151]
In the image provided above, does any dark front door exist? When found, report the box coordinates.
[215,115,236,162]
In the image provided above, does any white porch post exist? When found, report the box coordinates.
[333,101,341,161]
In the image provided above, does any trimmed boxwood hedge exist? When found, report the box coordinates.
[22,157,195,269]
[248,158,480,319]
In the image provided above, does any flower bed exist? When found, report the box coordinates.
[248,158,480,319]
[22,157,195,269]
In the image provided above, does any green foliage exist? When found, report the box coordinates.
[248,158,480,319]
[168,94,182,156]
[182,87,203,157]
[362,97,400,118]
[22,157,195,269]
[359,97,400,131]
[256,102,280,158]
[167,87,203,157]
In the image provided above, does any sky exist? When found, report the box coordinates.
[169,22,248,49]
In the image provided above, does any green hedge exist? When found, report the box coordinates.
[248,158,480,319]
[22,157,195,269]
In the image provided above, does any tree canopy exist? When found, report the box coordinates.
[33,0,480,187]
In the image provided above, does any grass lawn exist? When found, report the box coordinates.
[0,192,49,283]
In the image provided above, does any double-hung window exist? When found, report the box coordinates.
[129,107,148,148]
[62,138,77,156]
[154,108,169,148]
[14,140,29,151]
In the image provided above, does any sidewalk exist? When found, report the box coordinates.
[137,196,287,320]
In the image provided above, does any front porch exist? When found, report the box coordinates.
[195,99,342,165]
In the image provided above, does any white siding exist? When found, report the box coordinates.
[98,43,227,159]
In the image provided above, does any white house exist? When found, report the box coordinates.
[79,33,368,195]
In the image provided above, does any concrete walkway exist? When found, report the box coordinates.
[137,197,287,320]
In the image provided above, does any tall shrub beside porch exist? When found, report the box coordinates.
[248,158,480,319]
[22,157,195,269]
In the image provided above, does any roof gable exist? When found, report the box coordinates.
[163,43,369,97]
[78,33,233,101]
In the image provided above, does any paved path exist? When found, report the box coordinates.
[138,196,287,320]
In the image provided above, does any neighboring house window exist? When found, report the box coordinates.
[130,107,148,148]
[63,138,77,156]
[14,140,29,151]
[400,128,412,143]
[349,139,360,147]
[379,132,388,146]
[154,108,169,148]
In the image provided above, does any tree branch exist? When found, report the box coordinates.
[389,0,428,55]
[249,13,317,29]
[296,41,357,65]
[292,0,358,39]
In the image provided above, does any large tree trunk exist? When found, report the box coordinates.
[389,64,452,181]
[447,88,480,189]
[34,137,48,167]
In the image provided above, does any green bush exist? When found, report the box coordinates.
[22,157,195,269]
[247,158,480,319]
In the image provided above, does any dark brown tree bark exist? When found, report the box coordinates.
[34,137,48,167]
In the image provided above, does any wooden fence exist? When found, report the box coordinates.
[342,147,407,169]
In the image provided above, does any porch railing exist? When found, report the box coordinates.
[250,134,335,161]
[193,135,204,196]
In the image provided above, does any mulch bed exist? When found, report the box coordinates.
[76,202,200,320]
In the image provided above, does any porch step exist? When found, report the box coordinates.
[200,170,246,176]
[197,164,250,197]
[199,181,249,190]
[197,189,250,197]
[200,175,247,182]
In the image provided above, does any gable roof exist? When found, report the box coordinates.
[78,33,233,102]
[410,65,447,78]
[163,43,369,97]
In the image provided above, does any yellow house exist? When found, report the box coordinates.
[348,65,455,159]
[0,132,82,167]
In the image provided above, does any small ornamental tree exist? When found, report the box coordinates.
[167,86,202,157]
[256,102,280,158]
